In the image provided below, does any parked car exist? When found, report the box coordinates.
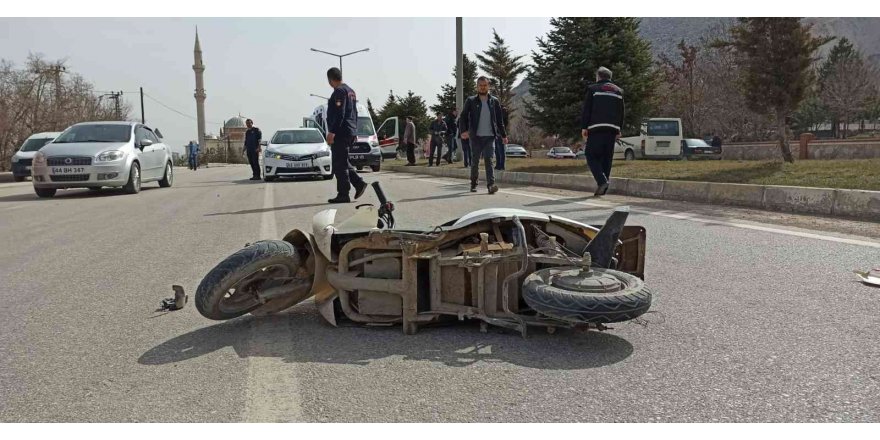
[505,144,529,158]
[682,138,722,159]
[263,128,333,181]
[575,139,638,161]
[620,118,684,160]
[31,121,173,198]
[546,146,576,159]
[10,131,62,182]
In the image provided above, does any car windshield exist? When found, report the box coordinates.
[686,139,710,147]
[20,137,55,152]
[53,125,131,143]
[554,148,572,153]
[646,121,680,136]
[271,130,325,144]
[506,145,523,150]
[357,117,375,137]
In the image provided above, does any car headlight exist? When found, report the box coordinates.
[315,149,330,158]
[96,150,125,162]
[33,152,46,164]
[264,150,274,158]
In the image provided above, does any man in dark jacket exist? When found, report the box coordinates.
[494,106,510,171]
[443,109,458,164]
[242,119,262,180]
[581,66,625,196]
[428,113,447,167]
[325,67,368,204]
[459,76,507,194]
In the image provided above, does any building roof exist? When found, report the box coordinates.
[224,116,247,128]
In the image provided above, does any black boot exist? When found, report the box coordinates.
[327,195,351,204]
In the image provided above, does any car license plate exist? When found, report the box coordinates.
[351,154,365,160]
[285,161,311,168]
[656,141,670,148]
[51,167,85,174]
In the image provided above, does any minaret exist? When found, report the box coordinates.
[193,28,206,150]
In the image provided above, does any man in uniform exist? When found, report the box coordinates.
[443,109,458,164]
[581,66,625,196]
[242,119,262,180]
[325,67,368,204]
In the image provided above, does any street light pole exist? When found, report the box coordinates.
[310,48,370,77]
[310,93,329,100]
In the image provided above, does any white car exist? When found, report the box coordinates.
[546,147,576,159]
[32,121,173,198]
[10,131,62,182]
[263,128,332,181]
[505,144,529,158]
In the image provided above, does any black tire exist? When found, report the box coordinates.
[158,162,173,188]
[123,163,141,194]
[522,267,651,324]
[13,176,25,182]
[370,164,381,172]
[34,187,56,198]
[625,149,635,161]
[195,240,302,321]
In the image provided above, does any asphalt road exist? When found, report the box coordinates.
[1,164,878,422]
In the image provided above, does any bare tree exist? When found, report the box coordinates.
[820,56,878,138]
[0,54,130,171]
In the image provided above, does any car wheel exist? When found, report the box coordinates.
[625,149,635,161]
[158,162,173,187]
[34,187,56,198]
[370,164,381,172]
[123,163,141,194]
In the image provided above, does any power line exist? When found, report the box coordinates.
[141,92,222,126]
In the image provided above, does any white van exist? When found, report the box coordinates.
[621,118,684,160]
[303,103,384,171]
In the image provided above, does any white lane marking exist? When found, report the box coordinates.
[412,176,880,250]
[245,182,305,422]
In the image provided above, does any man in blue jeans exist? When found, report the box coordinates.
[459,76,508,194]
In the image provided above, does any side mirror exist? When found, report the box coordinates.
[260,140,268,147]
[140,139,153,148]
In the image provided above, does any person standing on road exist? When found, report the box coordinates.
[187,140,200,170]
[242,119,262,181]
[403,116,417,166]
[325,67,368,204]
[428,113,447,167]
[459,76,507,194]
[444,109,458,164]
[581,66,625,196]
[458,110,471,168]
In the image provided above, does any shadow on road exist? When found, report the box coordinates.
[139,309,634,370]
[0,187,158,203]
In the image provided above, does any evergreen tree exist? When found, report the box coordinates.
[431,55,478,115]
[525,18,657,141]
[475,29,529,119]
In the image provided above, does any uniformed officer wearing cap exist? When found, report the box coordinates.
[325,67,368,204]
[581,66,625,197]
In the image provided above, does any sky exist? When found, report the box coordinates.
[0,18,553,152]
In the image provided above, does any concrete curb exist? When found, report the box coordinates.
[386,164,880,221]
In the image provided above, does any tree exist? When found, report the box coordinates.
[817,39,878,138]
[475,29,529,120]
[525,18,657,141]
[375,89,431,143]
[792,93,829,134]
[366,98,379,126]
[430,54,478,116]
[720,18,831,162]
[658,40,707,137]
[0,54,129,171]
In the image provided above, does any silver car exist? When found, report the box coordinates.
[31,121,173,198]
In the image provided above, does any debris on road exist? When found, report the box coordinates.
[853,268,880,287]
[158,285,188,311]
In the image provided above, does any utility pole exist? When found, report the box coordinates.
[101,91,123,120]
[34,62,67,130]
[140,87,145,123]
[456,18,463,114]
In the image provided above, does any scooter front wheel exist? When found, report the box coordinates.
[195,240,302,320]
